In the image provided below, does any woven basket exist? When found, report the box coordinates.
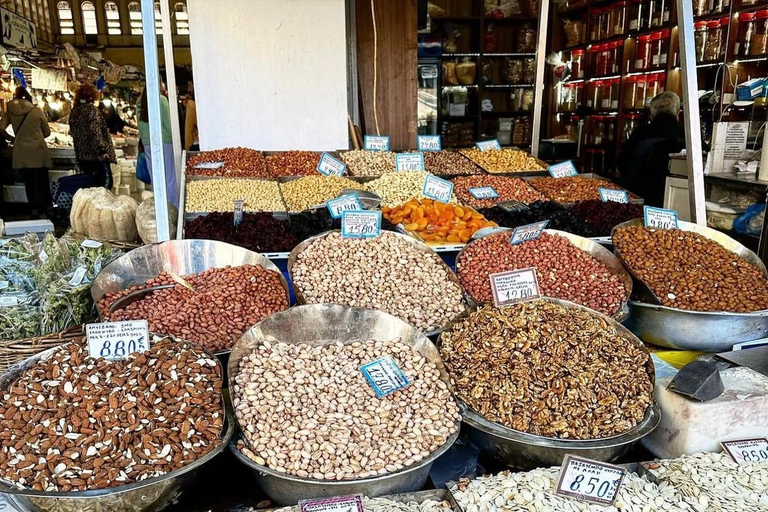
[0,325,84,372]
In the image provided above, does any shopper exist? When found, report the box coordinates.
[184,82,199,152]
[0,87,52,219]
[69,83,116,189]
[617,91,685,207]
[136,85,179,207]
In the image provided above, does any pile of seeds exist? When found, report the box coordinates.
[341,150,397,176]
[529,177,627,203]
[185,178,285,212]
[452,175,544,209]
[0,339,223,492]
[280,176,368,212]
[268,496,454,512]
[424,151,481,175]
[368,171,459,207]
[459,148,544,173]
[233,337,460,480]
[266,151,321,177]
[187,148,268,177]
[440,301,653,439]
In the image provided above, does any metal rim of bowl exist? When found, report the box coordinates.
[437,297,660,448]
[286,230,468,337]
[455,227,633,322]
[0,342,236,499]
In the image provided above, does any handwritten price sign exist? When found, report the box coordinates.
[489,268,541,307]
[644,206,678,229]
[86,320,150,360]
[555,455,627,506]
[341,210,381,238]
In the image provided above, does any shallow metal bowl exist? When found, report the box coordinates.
[612,219,768,351]
[286,230,468,336]
[0,344,235,512]
[227,304,461,505]
[438,298,660,470]
[456,228,633,322]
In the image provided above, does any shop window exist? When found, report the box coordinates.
[57,1,74,35]
[105,1,121,35]
[128,1,142,35]
[174,2,189,35]
[81,1,97,35]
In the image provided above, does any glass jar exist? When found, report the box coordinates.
[563,115,580,141]
[610,78,621,110]
[635,75,648,108]
[752,10,768,56]
[629,0,643,31]
[517,23,536,52]
[592,116,607,145]
[606,116,617,144]
[571,49,585,79]
[645,74,659,106]
[587,80,603,109]
[659,29,671,65]
[595,44,609,75]
[736,13,757,57]
[522,58,536,84]
[591,8,602,41]
[585,148,608,173]
[650,31,662,68]
[704,20,722,62]
[694,0,709,17]
[635,34,652,71]
[605,42,616,74]
[483,24,499,53]
[694,21,708,61]
[602,5,613,39]
[600,81,612,110]
[719,17,729,60]
[624,75,637,108]
[650,0,664,28]
[614,2,626,36]
[711,0,730,13]
[656,72,666,94]
[623,113,644,141]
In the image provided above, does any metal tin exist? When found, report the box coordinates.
[438,298,660,470]
[455,228,632,322]
[227,304,461,505]
[0,344,235,512]
[612,219,768,351]
[286,230,468,336]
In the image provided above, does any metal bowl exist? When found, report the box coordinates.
[438,298,660,470]
[0,344,235,512]
[227,304,461,505]
[455,228,633,322]
[286,230,468,336]
[612,219,768,351]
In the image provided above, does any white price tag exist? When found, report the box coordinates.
[0,296,19,307]
[599,187,629,203]
[68,266,88,286]
[509,220,549,245]
[80,239,103,249]
[86,320,150,360]
[489,268,541,307]
[193,161,225,169]
[234,199,245,225]
[360,356,410,397]
[722,438,768,465]
[317,153,347,176]
[468,186,499,200]
[364,135,390,151]
[644,206,678,229]
[548,160,579,178]
[299,494,364,512]
[422,175,453,203]
[396,152,425,172]
[341,211,381,238]
[418,135,441,151]
[327,194,363,219]
[476,139,501,151]
[39,249,48,263]
[555,455,627,506]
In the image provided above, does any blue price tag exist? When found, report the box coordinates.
[418,135,442,151]
[317,153,346,176]
[360,356,410,397]
[468,186,500,200]
[548,160,579,178]
[422,174,453,203]
[341,210,381,238]
[396,152,425,172]
[364,135,390,151]
[327,194,363,219]
[599,187,629,203]
[233,199,244,225]
[644,206,678,229]
[510,220,549,245]
[476,139,502,151]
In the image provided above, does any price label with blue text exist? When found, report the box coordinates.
[548,160,579,178]
[364,135,390,151]
[555,455,627,506]
[599,188,629,203]
[360,356,410,397]
[86,320,150,361]
[342,210,381,238]
[418,135,441,151]
[234,199,244,225]
[490,268,541,307]
[644,206,678,229]
[317,153,346,176]
[469,186,500,200]
[476,139,502,151]
[510,220,549,245]
[327,194,363,219]
[422,175,453,203]
[721,438,768,465]
[396,152,425,172]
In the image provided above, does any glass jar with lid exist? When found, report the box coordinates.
[610,78,621,110]
[614,2,626,36]
[624,75,637,108]
[602,4,614,38]
[635,75,648,108]
[635,34,652,71]
[719,17,729,60]
[752,10,768,56]
[711,0,731,13]
[591,8,603,40]
[650,31,662,68]
[591,116,607,146]
[606,116,617,144]
[629,0,643,31]
[595,44,609,75]
[736,13,757,57]
[516,23,536,52]
[694,21,708,61]
[704,20,721,62]
[694,0,709,17]
[600,81,613,110]
[659,29,671,65]
[563,115,580,141]
[650,0,665,28]
[587,80,603,109]
[571,49,585,79]
[645,74,660,106]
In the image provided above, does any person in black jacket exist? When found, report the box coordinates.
[617,91,685,207]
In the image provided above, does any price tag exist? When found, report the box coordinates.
[422,175,453,203]
[418,135,442,151]
[234,199,244,226]
[68,267,87,286]
[341,210,381,238]
[722,438,768,465]
[476,139,502,151]
[497,200,530,213]
[489,268,541,307]
[360,356,410,397]
[599,187,629,203]
[193,161,225,169]
[39,249,48,263]
[86,320,150,361]
[317,153,347,176]
[644,206,678,229]
[548,160,579,178]
[364,135,390,151]
[327,194,363,219]
[509,220,549,245]
[0,296,19,307]
[468,186,500,200]
[396,152,425,172]
[0,494,23,512]
[299,494,365,512]
[555,455,627,506]
[80,239,103,249]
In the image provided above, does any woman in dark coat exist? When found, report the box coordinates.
[69,83,116,189]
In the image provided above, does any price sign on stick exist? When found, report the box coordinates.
[418,135,441,151]
[233,199,244,225]
[422,175,454,203]
[476,139,501,151]
[555,455,627,506]
[342,210,381,238]
[300,494,365,512]
[722,438,768,465]
[364,135,390,151]
[548,160,579,178]
[86,320,150,360]
[599,187,629,203]
[327,194,363,219]
[509,220,549,245]
[396,152,425,172]
[360,357,410,397]
[489,268,541,307]
[644,206,678,229]
[468,186,500,200]
[317,153,346,176]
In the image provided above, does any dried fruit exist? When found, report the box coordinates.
[383,199,497,243]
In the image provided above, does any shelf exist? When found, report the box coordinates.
[484,84,535,89]
[590,35,628,46]
[483,52,536,57]
[442,53,480,58]
[430,16,481,22]
[559,43,588,52]
[627,68,668,76]
[734,2,768,14]
[484,16,538,22]
[731,55,768,64]
[442,115,480,121]
[629,24,676,37]
[481,111,533,117]
[694,11,735,22]
[588,74,622,81]
[697,61,724,68]
[556,2,589,15]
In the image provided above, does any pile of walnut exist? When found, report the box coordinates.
[0,339,223,492]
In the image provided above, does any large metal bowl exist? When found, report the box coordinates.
[438,298,660,470]
[455,228,633,322]
[0,343,235,512]
[286,230,468,336]
[227,304,461,505]
[612,219,768,351]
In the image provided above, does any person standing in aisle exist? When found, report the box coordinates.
[69,83,116,189]
[0,87,52,219]
[184,81,199,152]
[136,85,179,207]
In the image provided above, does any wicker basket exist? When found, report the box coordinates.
[0,324,84,372]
